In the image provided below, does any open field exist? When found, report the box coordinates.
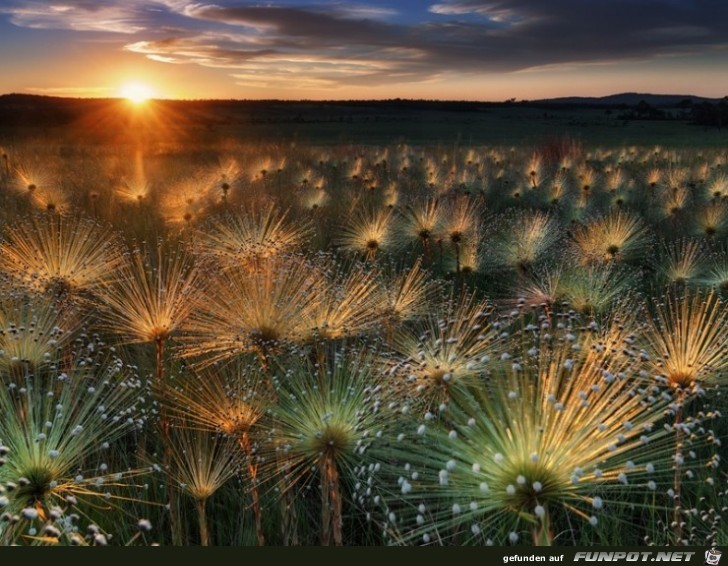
[1,95,727,147]
[0,98,727,546]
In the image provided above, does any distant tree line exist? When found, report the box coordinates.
[689,97,728,128]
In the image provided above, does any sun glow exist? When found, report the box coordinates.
[118,82,155,104]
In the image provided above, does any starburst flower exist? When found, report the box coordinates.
[701,249,728,294]
[0,298,72,378]
[705,174,728,200]
[638,288,726,541]
[307,258,382,341]
[575,165,598,193]
[116,174,150,204]
[647,168,662,188]
[558,263,635,315]
[510,265,564,311]
[606,170,625,193]
[365,318,676,545]
[96,243,203,346]
[160,176,207,225]
[694,202,728,238]
[401,198,443,254]
[652,239,705,288]
[486,210,559,273]
[165,360,272,546]
[442,198,481,258]
[182,255,320,365]
[660,185,690,216]
[548,172,569,205]
[443,198,480,273]
[571,210,649,264]
[0,214,122,305]
[526,154,542,188]
[641,289,728,391]
[9,163,57,199]
[30,184,71,214]
[444,236,481,275]
[0,347,145,544]
[165,426,241,546]
[336,209,395,259]
[204,155,241,203]
[194,204,311,268]
[664,168,688,192]
[299,185,329,210]
[266,345,391,545]
[387,291,500,406]
[375,259,439,327]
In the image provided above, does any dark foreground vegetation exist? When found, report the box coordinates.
[0,96,726,546]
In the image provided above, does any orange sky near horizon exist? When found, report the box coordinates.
[1,1,727,101]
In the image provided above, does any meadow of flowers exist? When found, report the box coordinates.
[0,138,726,546]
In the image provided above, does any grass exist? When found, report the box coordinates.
[0,107,726,545]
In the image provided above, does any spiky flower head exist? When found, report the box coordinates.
[160,176,207,226]
[97,243,204,344]
[165,359,271,438]
[182,255,320,365]
[442,197,481,247]
[706,174,728,200]
[0,298,72,378]
[336,209,395,259]
[10,163,57,199]
[267,345,390,487]
[641,289,728,390]
[702,249,728,294]
[660,185,690,217]
[510,264,564,312]
[401,198,443,249]
[375,259,438,324]
[694,201,728,238]
[388,292,500,406]
[194,204,311,268]
[0,343,144,543]
[306,259,382,341]
[30,184,70,214]
[571,210,649,264]
[486,210,559,272]
[652,239,705,288]
[365,317,676,545]
[558,263,635,315]
[166,426,241,501]
[0,214,122,304]
[116,174,150,204]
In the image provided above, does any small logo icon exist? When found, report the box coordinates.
[706,548,722,566]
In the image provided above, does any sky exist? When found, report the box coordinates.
[0,0,727,100]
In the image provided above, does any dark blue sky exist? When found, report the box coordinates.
[1,0,727,99]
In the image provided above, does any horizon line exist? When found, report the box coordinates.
[1,91,725,104]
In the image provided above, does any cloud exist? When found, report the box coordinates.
[429,0,525,24]
[24,85,112,95]
[0,0,155,33]
[4,0,728,92]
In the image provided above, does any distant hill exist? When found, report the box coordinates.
[534,92,722,107]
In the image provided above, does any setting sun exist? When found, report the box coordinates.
[118,82,154,104]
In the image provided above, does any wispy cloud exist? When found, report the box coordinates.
[0,0,154,33]
[24,85,112,96]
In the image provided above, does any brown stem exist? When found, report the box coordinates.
[532,507,553,546]
[196,498,210,546]
[278,454,299,545]
[320,454,343,546]
[239,432,265,545]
